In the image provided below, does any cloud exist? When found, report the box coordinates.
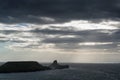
[0,20,120,53]
[54,42,118,50]
[0,0,120,24]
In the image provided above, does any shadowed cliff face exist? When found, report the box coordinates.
[0,61,50,73]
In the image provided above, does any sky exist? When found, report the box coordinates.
[0,0,120,63]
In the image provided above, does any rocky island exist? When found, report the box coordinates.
[49,60,69,69]
[0,60,69,73]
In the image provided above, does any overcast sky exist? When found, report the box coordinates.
[0,0,120,63]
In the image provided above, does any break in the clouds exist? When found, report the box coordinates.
[0,0,120,24]
[0,20,120,53]
[0,0,120,54]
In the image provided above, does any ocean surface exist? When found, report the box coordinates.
[0,63,120,80]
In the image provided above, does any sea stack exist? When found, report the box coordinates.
[0,61,50,73]
[49,60,69,69]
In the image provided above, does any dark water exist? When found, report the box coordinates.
[0,63,120,80]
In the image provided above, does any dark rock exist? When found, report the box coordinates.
[0,60,69,73]
[49,60,69,69]
[0,61,50,73]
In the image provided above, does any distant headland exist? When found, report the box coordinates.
[0,60,69,73]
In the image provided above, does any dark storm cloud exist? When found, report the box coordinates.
[0,30,20,34]
[54,43,118,50]
[32,28,120,43]
[0,24,120,52]
[0,0,120,24]
[42,34,120,43]
[31,27,110,35]
[1,26,120,44]
[38,28,120,50]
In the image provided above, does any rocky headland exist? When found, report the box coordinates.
[0,60,69,73]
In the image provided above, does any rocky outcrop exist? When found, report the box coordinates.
[0,61,50,73]
[49,60,69,69]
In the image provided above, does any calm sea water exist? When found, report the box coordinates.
[0,63,120,80]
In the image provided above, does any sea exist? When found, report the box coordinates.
[0,63,120,80]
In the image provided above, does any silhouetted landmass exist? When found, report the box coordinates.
[0,63,120,80]
[0,61,50,73]
[0,60,69,73]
